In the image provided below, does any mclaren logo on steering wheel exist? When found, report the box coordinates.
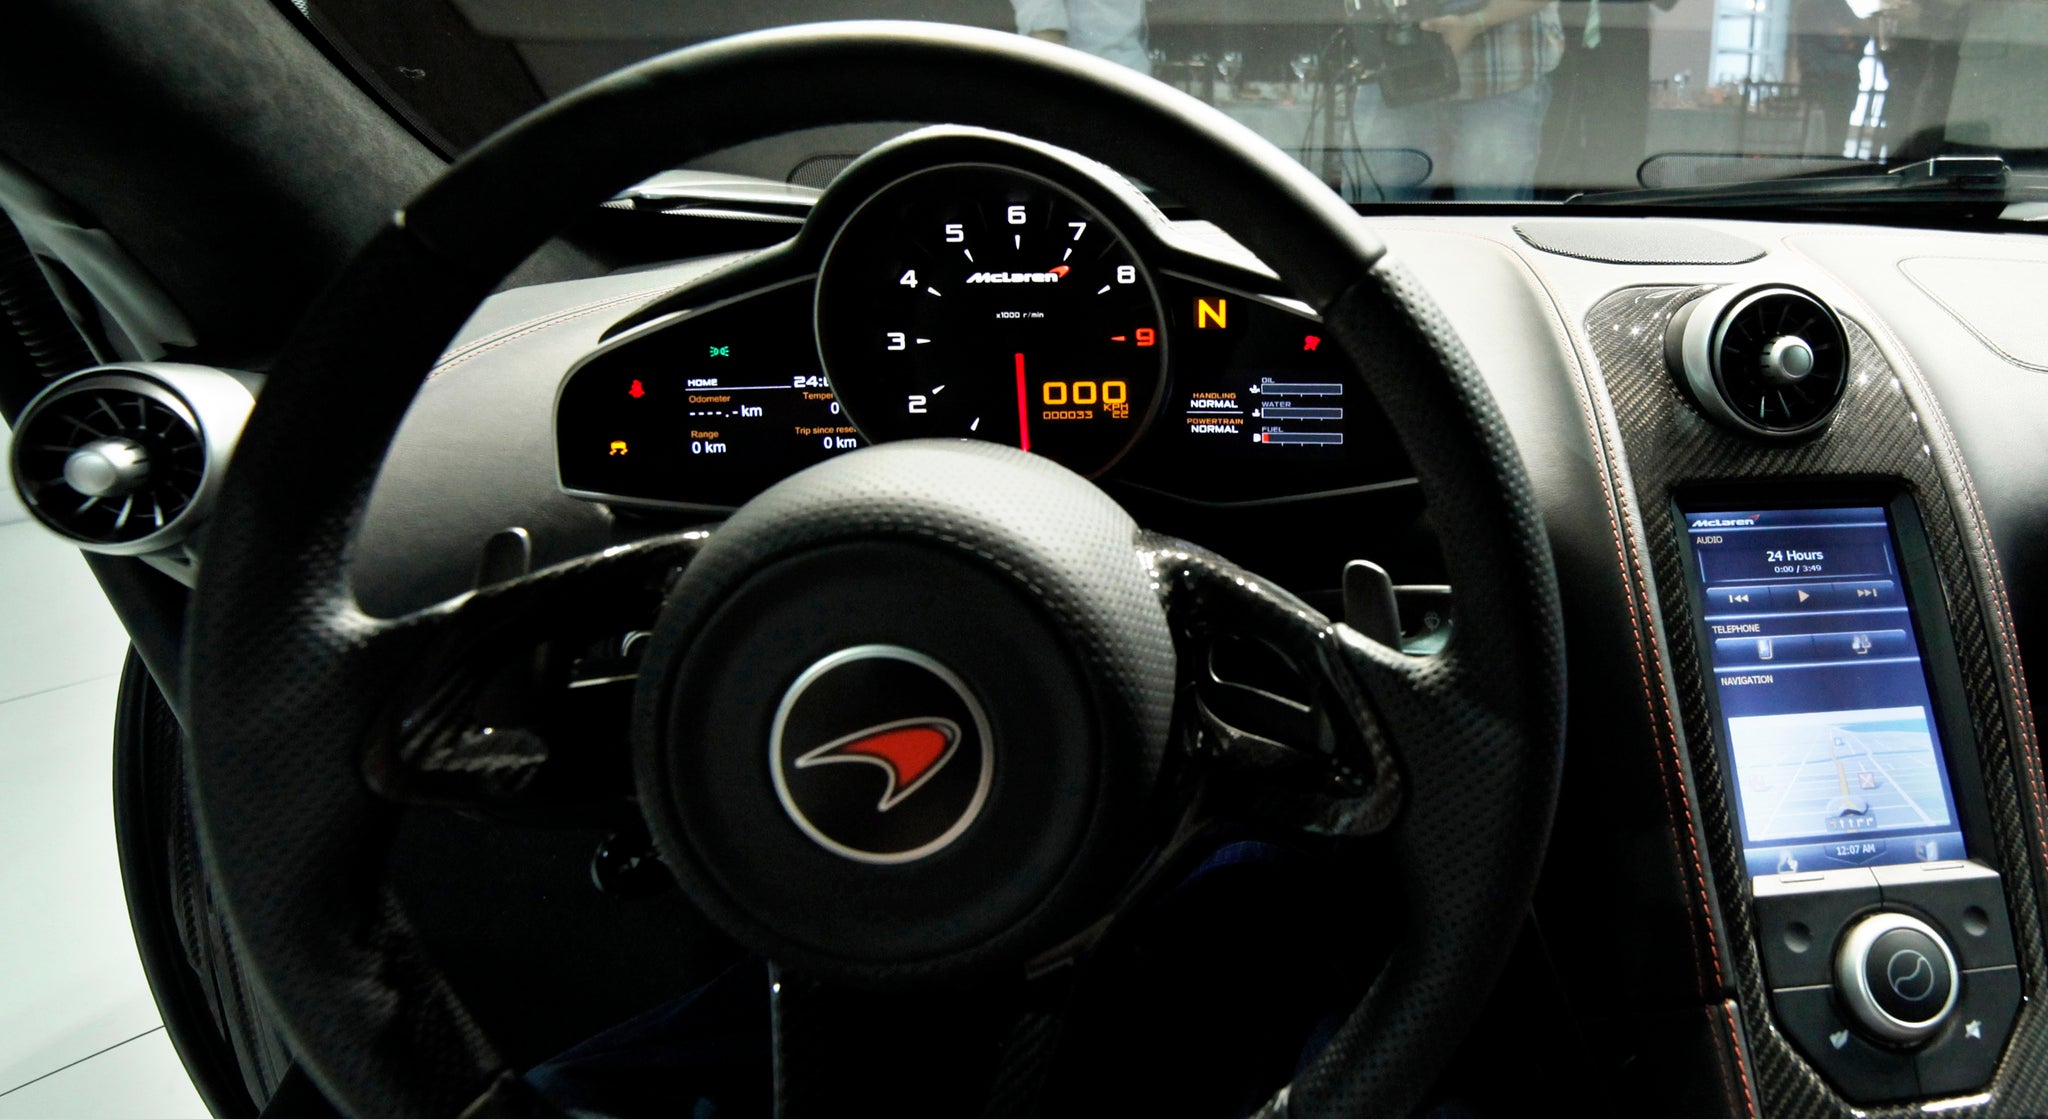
[769,645,994,865]
[792,716,962,812]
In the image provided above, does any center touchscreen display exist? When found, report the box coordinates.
[1684,505,1965,877]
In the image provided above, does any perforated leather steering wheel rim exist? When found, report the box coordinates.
[183,21,1566,1119]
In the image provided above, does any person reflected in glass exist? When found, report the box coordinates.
[1877,0,1968,163]
[1353,0,1565,201]
[1012,0,1153,75]
[1795,0,1873,157]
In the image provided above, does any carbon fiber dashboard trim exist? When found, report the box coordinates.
[1586,285,2048,1118]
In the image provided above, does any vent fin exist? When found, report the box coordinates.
[1670,285,1850,438]
[10,374,205,551]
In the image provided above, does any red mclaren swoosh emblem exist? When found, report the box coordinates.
[793,717,963,812]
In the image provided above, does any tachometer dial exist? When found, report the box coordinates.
[815,165,1166,475]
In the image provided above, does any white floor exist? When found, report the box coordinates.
[0,421,210,1117]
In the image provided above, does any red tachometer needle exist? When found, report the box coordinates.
[1014,352,1032,453]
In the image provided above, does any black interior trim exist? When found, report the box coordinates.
[113,652,257,1119]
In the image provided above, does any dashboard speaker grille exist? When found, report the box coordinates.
[11,376,205,548]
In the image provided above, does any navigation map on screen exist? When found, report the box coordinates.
[1685,506,1964,876]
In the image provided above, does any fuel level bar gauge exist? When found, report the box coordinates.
[1250,376,1345,446]
[1118,274,1409,503]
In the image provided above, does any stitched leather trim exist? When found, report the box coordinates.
[1489,238,1727,997]
[1818,298,2048,893]
[1720,1000,1760,1119]
[427,285,677,380]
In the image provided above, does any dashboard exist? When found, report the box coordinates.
[551,130,1411,512]
[29,7,2048,1117]
[251,126,2048,1118]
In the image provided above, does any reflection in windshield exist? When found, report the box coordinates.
[999,0,1990,197]
[1346,3,1565,202]
[1010,1,1564,200]
[1877,0,1969,162]
[1794,0,1870,158]
[311,0,2023,202]
[1132,0,1984,198]
[1011,0,1153,73]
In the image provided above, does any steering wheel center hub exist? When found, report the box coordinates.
[769,644,996,864]
[630,442,1175,985]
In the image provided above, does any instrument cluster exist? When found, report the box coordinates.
[556,130,1411,511]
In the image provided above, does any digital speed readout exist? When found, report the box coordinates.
[815,164,1166,475]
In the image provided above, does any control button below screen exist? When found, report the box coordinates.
[1871,861,2017,971]
[1771,985,1920,1103]
[1917,965,2021,1097]
[1835,912,1959,1043]
[1864,927,1953,1023]
[1753,868,1880,989]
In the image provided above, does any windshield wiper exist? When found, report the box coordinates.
[1568,156,2044,217]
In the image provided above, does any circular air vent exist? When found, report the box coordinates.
[11,374,205,551]
[1668,285,1849,438]
[9,364,262,563]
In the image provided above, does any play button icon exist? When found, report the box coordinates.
[1771,584,1833,610]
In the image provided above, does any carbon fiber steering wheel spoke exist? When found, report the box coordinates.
[361,530,709,817]
[1144,534,1409,840]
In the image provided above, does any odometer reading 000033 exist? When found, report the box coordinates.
[815,165,1166,475]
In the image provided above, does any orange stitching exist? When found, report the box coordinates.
[1703,1002,1737,1107]
[1577,354,1724,993]
[1723,1000,1759,1119]
[1545,273,1729,996]
[1777,239,2048,892]
[1616,473,1729,990]
[1796,269,2048,889]
[429,285,677,378]
[1925,389,2047,857]
[1912,374,2046,827]
[1916,344,2048,864]
[1453,229,1726,995]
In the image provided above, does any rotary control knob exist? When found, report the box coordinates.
[1835,912,1959,1044]
[1759,335,1817,385]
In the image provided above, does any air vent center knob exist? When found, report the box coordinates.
[1760,336,1817,384]
[62,438,150,497]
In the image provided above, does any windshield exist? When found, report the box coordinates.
[291,0,2043,203]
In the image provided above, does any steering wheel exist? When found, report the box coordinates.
[184,21,1564,1119]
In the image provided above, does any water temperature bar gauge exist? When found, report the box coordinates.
[1117,277,1410,502]
[556,283,861,508]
